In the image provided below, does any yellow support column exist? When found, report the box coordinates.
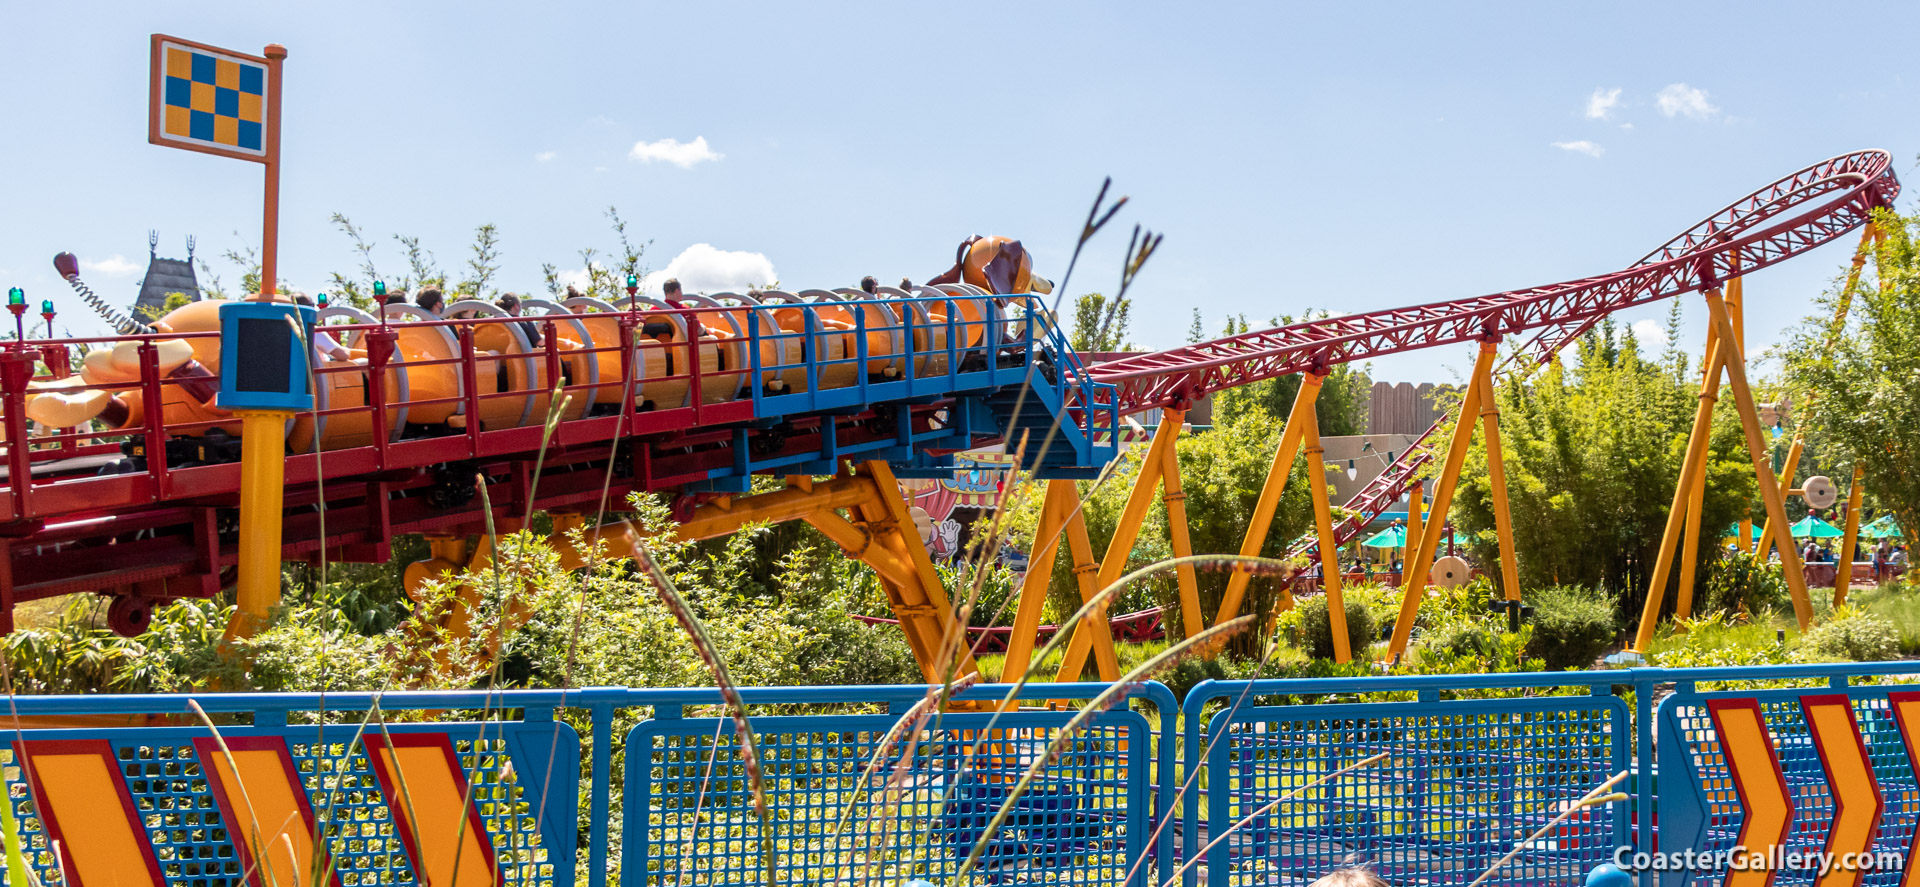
[1056,488,1118,682]
[1001,480,1074,680]
[1215,375,1323,626]
[1387,347,1492,660]
[1705,288,1814,628]
[1753,439,1803,567]
[1674,277,1741,618]
[1674,434,1712,621]
[840,462,983,682]
[1299,396,1351,662]
[1156,410,1203,639]
[226,409,296,640]
[1835,465,1865,607]
[1632,336,1728,650]
[1056,417,1177,682]
[1474,343,1522,602]
[1405,484,1424,587]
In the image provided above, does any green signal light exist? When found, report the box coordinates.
[6,288,22,307]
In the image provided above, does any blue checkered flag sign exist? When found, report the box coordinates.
[148,35,274,163]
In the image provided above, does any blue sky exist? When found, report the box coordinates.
[1,2,1914,383]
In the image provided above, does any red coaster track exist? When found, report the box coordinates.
[0,150,1895,635]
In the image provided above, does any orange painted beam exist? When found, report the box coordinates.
[362,733,498,887]
[11,738,166,887]
[1799,695,1881,887]
[195,736,335,887]
[1708,698,1792,887]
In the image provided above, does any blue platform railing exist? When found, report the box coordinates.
[8,664,1920,886]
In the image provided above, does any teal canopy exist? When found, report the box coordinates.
[1725,523,1763,540]
[1863,516,1904,539]
[1790,516,1843,539]
[1360,526,1407,548]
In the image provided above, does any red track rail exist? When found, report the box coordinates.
[1088,150,1898,413]
[0,150,1895,632]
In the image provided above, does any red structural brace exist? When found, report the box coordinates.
[1089,150,1898,415]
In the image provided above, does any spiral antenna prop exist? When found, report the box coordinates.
[52,252,153,335]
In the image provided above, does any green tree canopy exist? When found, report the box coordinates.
[1450,327,1756,621]
[1779,208,1920,557]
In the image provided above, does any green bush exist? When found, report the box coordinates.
[1289,593,1376,661]
[1701,553,1789,617]
[1526,585,1617,671]
[1799,606,1899,663]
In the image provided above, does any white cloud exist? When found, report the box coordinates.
[552,244,778,298]
[1629,318,1670,349]
[628,136,722,168]
[642,244,776,295]
[535,150,557,162]
[1656,83,1718,119]
[1552,140,1605,158]
[82,255,141,277]
[1584,87,1621,120]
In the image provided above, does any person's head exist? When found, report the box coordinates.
[1309,867,1388,887]
[899,277,914,291]
[416,285,444,314]
[860,275,878,294]
[661,278,682,299]
[293,294,314,308]
[385,292,407,306]
[497,293,522,315]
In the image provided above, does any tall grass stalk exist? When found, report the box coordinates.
[630,542,777,887]
[1462,771,1629,887]
[187,699,289,887]
[1151,751,1389,887]
[954,614,1254,879]
[823,673,981,876]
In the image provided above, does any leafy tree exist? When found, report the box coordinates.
[1449,330,1756,622]
[1187,308,1205,344]
[1780,208,1920,559]
[1069,291,1132,352]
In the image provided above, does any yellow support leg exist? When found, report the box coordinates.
[1057,417,1176,682]
[1001,480,1074,681]
[1706,288,1814,629]
[1632,336,1727,651]
[227,409,296,640]
[1835,465,1865,607]
[1156,411,1203,640]
[1057,496,1115,681]
[1475,348,1522,602]
[1215,375,1322,626]
[1299,397,1351,662]
[1674,431,1712,621]
[1405,484,1423,587]
[1387,346,1493,661]
[846,461,983,682]
[1738,519,1754,553]
[1753,438,1803,567]
[1674,278,1741,619]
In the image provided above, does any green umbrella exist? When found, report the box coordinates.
[1790,516,1843,539]
[1725,523,1763,540]
[1360,526,1407,548]
[1863,516,1903,539]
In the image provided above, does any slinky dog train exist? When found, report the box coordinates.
[24,236,1054,458]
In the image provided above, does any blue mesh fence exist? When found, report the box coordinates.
[615,683,1172,886]
[1655,667,1920,887]
[16,668,1920,887]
